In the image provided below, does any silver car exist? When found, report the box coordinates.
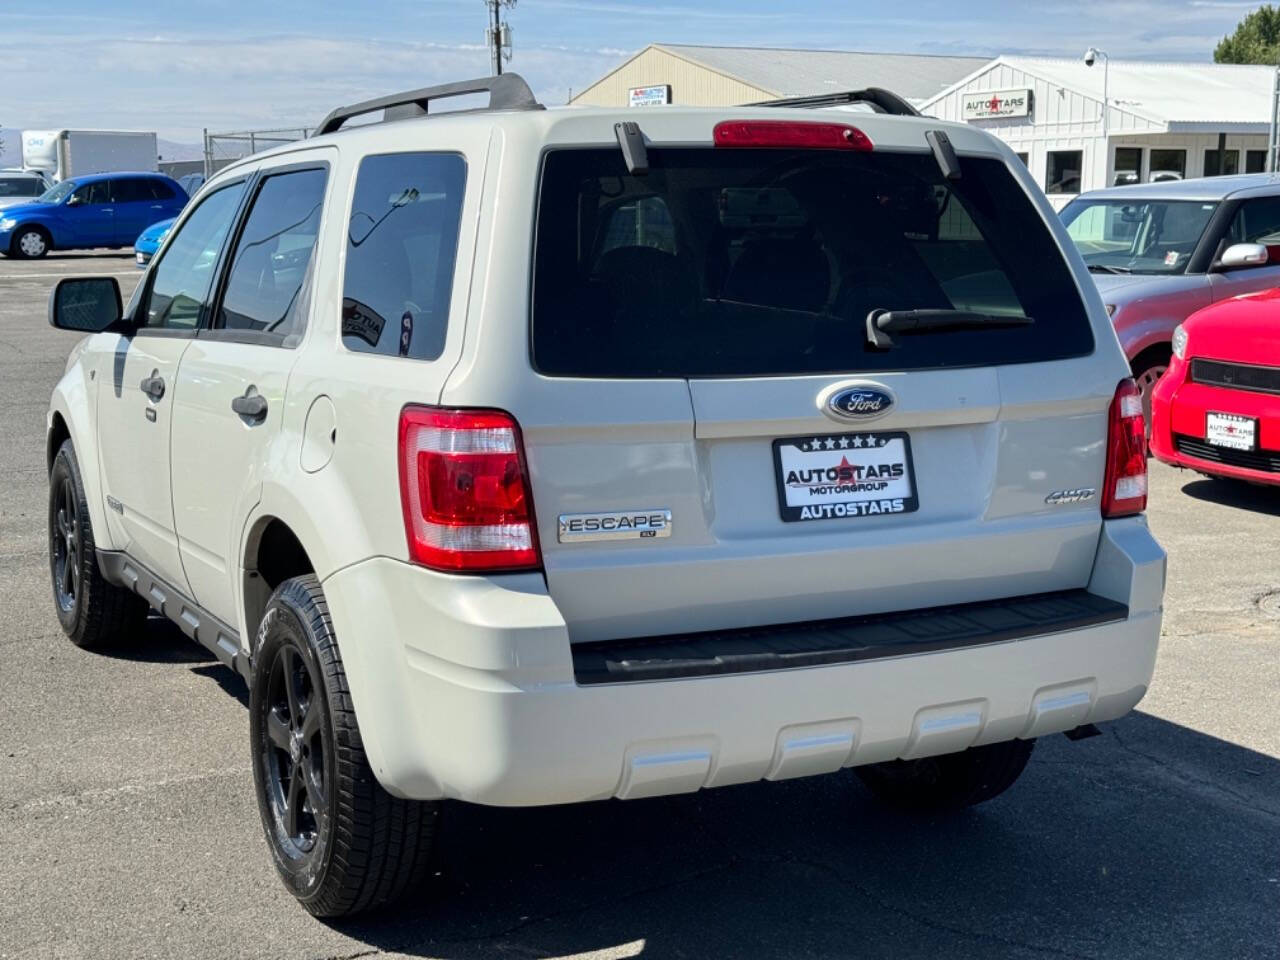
[1062,174,1280,419]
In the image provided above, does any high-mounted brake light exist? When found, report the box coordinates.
[398,407,541,572]
[1102,379,1147,518]
[713,120,873,151]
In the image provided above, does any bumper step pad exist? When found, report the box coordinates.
[572,589,1127,684]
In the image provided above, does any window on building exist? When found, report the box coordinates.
[1247,150,1268,174]
[1015,152,1029,167]
[1204,149,1240,177]
[1046,150,1083,194]
[1149,149,1187,182]
[1113,147,1143,186]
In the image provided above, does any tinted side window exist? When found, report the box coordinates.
[217,167,326,342]
[1229,197,1280,245]
[342,152,466,360]
[148,180,176,200]
[140,182,246,330]
[112,179,148,203]
[71,181,109,205]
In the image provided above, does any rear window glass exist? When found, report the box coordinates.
[532,148,1094,378]
[341,152,466,361]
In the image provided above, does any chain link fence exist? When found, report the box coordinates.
[202,127,312,176]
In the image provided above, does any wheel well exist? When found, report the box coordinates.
[12,222,52,248]
[47,412,70,474]
[243,518,314,646]
[1130,342,1172,376]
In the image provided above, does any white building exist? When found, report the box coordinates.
[571,44,989,109]
[921,56,1279,208]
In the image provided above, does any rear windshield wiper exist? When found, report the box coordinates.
[866,308,1034,349]
[1087,263,1131,275]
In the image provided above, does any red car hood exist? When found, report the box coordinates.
[1186,288,1280,364]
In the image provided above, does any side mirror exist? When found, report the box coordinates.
[1216,242,1269,271]
[48,276,124,333]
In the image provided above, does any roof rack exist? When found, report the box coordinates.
[316,73,543,136]
[750,88,920,117]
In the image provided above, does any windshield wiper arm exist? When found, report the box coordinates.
[866,308,1034,349]
[1087,263,1131,275]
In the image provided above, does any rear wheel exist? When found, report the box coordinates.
[250,575,439,917]
[12,225,50,259]
[855,738,1036,812]
[49,440,148,648]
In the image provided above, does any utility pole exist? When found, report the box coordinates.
[484,0,516,76]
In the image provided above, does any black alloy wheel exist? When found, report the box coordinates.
[261,640,330,861]
[50,472,81,615]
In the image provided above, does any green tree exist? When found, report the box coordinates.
[1216,5,1280,64]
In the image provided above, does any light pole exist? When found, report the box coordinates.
[1084,47,1110,136]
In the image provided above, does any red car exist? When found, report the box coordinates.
[1151,289,1280,484]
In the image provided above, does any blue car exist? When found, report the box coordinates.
[0,171,186,259]
[133,216,176,267]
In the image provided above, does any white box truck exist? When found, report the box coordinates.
[21,129,158,181]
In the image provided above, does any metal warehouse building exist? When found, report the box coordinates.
[570,43,990,109]
[921,57,1280,208]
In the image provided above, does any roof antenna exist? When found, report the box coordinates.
[614,121,649,175]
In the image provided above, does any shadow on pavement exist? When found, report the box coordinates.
[93,614,215,666]
[317,712,1280,960]
[1180,476,1280,517]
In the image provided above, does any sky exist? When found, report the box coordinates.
[0,0,1270,161]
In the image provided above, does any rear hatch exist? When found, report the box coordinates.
[509,116,1113,643]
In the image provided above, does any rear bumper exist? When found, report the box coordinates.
[1151,358,1280,484]
[322,519,1164,806]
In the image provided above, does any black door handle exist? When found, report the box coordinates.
[231,390,268,422]
[139,373,165,401]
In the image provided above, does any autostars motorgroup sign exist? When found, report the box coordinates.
[963,88,1032,120]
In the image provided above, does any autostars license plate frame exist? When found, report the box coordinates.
[772,431,919,523]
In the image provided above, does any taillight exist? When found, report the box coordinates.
[713,120,873,151]
[1102,379,1147,518]
[398,407,541,573]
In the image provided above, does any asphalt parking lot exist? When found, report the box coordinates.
[1,252,1278,960]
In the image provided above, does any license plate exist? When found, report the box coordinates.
[1206,412,1256,451]
[773,431,918,522]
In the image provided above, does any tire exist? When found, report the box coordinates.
[855,738,1036,813]
[48,440,148,648]
[1130,345,1171,434]
[249,575,439,917]
[12,225,50,259]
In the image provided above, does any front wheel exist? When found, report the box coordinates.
[49,440,148,648]
[249,575,439,917]
[1131,346,1171,433]
[855,738,1036,812]
[12,226,50,259]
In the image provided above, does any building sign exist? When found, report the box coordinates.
[963,89,1032,121]
[629,84,672,107]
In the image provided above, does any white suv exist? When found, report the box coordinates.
[45,75,1165,917]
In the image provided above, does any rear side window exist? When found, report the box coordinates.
[532,147,1094,378]
[111,179,148,203]
[217,167,326,343]
[341,152,466,361]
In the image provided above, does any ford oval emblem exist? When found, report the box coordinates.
[825,385,895,421]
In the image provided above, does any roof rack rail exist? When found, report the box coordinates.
[749,88,920,117]
[316,73,543,136]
